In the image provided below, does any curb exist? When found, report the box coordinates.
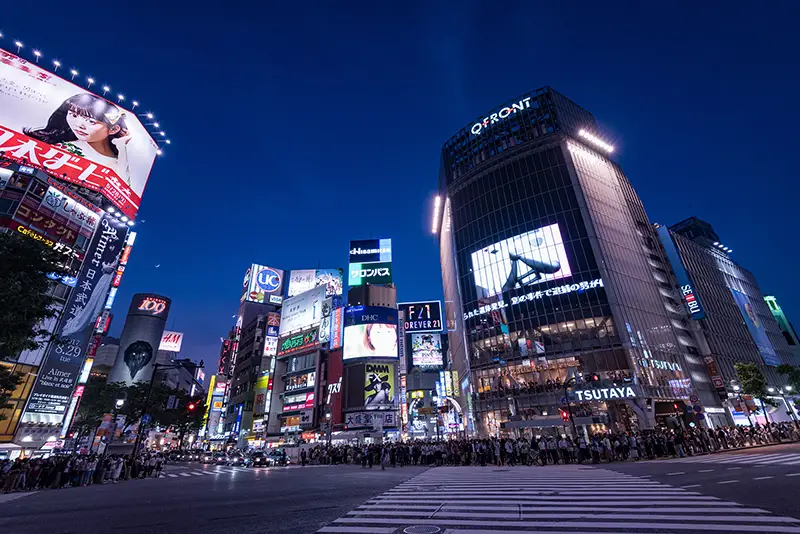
[643,439,800,462]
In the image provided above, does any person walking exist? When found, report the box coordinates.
[300,449,307,467]
[380,446,390,471]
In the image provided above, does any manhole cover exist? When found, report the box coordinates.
[404,527,441,534]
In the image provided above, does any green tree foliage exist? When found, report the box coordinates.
[734,362,776,410]
[0,232,67,360]
[0,364,24,422]
[72,375,126,441]
[777,364,800,392]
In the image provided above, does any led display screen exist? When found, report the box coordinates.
[364,362,396,410]
[399,301,443,333]
[410,333,444,368]
[470,223,571,298]
[343,306,398,360]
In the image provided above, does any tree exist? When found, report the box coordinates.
[71,376,126,444]
[734,362,776,420]
[0,232,68,360]
[777,364,800,392]
[160,392,207,449]
[0,364,24,422]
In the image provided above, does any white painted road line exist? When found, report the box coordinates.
[718,480,739,484]
[699,469,715,472]
[682,484,702,488]
[753,476,775,480]
[179,473,192,477]
[787,473,800,477]
[728,467,743,470]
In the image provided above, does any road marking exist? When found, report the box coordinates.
[179,473,192,477]
[787,473,800,477]
[728,467,743,470]
[191,472,205,476]
[682,484,702,488]
[718,480,739,484]
[167,474,178,478]
[0,492,37,504]
[753,476,775,480]
[667,471,686,476]
[699,469,715,472]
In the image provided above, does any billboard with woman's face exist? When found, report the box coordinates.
[0,49,158,219]
[343,306,398,360]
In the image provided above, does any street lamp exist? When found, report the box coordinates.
[732,384,754,427]
[771,385,798,427]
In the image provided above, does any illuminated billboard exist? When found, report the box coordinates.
[343,306,398,360]
[0,49,158,219]
[287,268,344,297]
[410,333,444,368]
[349,262,393,286]
[364,362,396,410]
[241,264,285,304]
[159,331,184,352]
[349,239,392,264]
[279,285,326,336]
[471,223,571,298]
[277,327,320,357]
[399,301,443,333]
[730,288,780,367]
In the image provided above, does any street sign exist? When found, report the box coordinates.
[689,394,699,404]
[141,414,152,425]
[693,404,703,413]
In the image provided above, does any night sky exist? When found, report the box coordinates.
[8,3,800,370]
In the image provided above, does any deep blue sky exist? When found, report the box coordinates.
[8,3,800,370]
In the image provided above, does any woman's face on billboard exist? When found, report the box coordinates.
[369,324,396,354]
[66,111,115,142]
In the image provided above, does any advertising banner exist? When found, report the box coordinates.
[253,374,270,418]
[471,223,572,298]
[107,293,171,385]
[158,331,184,352]
[287,268,344,297]
[331,307,344,350]
[348,261,392,286]
[349,239,392,264]
[0,49,158,219]
[279,285,326,336]
[241,264,284,305]
[411,333,444,368]
[364,362,396,410]
[25,216,128,418]
[657,226,706,319]
[277,328,320,357]
[343,306,398,360]
[399,301,443,333]
[263,312,281,357]
[730,288,780,366]
[319,298,332,345]
[326,350,343,424]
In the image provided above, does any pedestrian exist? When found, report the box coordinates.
[381,447,390,471]
[301,449,307,467]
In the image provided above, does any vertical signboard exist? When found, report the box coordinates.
[319,297,332,345]
[24,216,128,420]
[348,238,392,287]
[657,226,706,319]
[263,312,281,357]
[331,307,344,350]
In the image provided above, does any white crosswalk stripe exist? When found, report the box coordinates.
[317,466,800,533]
[645,452,800,467]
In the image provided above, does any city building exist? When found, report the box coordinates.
[435,87,719,437]
[0,44,162,454]
[657,217,795,424]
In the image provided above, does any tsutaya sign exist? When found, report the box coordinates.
[470,96,533,135]
[463,278,604,320]
[575,387,636,402]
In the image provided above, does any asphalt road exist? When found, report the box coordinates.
[602,442,800,519]
[0,463,428,534]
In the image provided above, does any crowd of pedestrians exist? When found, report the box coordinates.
[0,451,168,494]
[299,421,800,468]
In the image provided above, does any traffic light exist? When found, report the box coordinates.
[187,403,196,411]
[560,410,570,422]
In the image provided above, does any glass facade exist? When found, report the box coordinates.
[439,88,706,437]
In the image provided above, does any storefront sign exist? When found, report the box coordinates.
[575,386,636,401]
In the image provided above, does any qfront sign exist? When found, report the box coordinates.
[575,387,636,402]
[470,96,533,135]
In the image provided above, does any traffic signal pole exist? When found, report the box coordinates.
[563,378,579,440]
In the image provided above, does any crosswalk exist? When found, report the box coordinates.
[646,452,800,467]
[317,466,800,533]
[158,463,333,479]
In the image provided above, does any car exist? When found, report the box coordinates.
[268,449,287,466]
[227,453,245,466]
[245,451,269,467]
[201,452,215,464]
[213,453,228,465]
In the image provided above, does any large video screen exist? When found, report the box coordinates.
[287,268,343,298]
[364,362,396,410]
[0,49,158,219]
[343,305,398,360]
[471,223,572,298]
[410,333,444,368]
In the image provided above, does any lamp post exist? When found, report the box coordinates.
[732,385,754,427]
[563,377,580,440]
